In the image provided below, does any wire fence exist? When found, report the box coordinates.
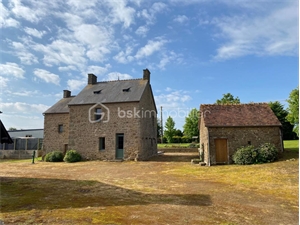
[0,138,43,150]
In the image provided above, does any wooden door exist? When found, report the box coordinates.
[215,139,228,164]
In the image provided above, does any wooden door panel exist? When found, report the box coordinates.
[215,139,228,163]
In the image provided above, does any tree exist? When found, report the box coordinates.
[164,116,176,143]
[287,88,299,137]
[268,101,297,140]
[183,108,199,139]
[8,127,17,131]
[216,93,240,104]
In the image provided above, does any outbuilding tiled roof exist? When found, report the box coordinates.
[68,79,148,105]
[200,103,282,127]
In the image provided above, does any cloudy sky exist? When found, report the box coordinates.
[0,0,298,130]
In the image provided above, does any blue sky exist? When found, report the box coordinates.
[0,0,298,130]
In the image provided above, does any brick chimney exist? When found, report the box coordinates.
[143,69,150,82]
[63,90,71,98]
[88,73,97,85]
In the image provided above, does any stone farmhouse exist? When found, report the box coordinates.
[43,69,157,161]
[199,103,283,166]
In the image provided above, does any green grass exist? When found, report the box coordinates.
[157,143,197,148]
[284,140,299,150]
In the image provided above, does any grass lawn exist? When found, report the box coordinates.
[0,140,298,224]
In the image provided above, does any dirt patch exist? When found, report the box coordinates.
[0,154,298,225]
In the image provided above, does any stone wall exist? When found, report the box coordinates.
[138,84,157,160]
[43,113,69,154]
[199,115,209,165]
[207,126,283,165]
[68,102,143,160]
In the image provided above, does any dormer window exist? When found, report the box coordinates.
[94,90,102,94]
[122,87,131,92]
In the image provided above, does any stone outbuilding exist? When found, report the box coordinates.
[199,103,283,166]
[43,69,157,161]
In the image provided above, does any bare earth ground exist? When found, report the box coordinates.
[0,152,298,225]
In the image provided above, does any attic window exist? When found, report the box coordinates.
[122,87,131,92]
[94,90,102,94]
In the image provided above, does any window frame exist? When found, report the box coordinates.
[99,137,105,151]
[95,108,102,121]
[58,124,63,133]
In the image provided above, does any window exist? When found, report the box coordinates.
[248,141,251,145]
[95,108,102,121]
[58,124,63,133]
[99,137,105,150]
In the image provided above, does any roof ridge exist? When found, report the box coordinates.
[97,78,143,83]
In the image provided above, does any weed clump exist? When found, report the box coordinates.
[45,151,64,162]
[64,150,81,163]
[233,143,278,165]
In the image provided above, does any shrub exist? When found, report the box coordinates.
[64,150,81,163]
[233,143,279,165]
[257,143,278,163]
[45,151,64,162]
[233,145,258,165]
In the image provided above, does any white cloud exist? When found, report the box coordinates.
[137,2,167,25]
[135,38,167,59]
[10,41,38,65]
[135,25,149,37]
[0,1,19,28]
[213,1,298,59]
[174,15,188,24]
[33,40,86,68]
[158,51,183,70]
[24,27,46,38]
[33,69,60,85]
[67,79,86,91]
[87,64,111,76]
[155,90,192,108]
[114,46,134,64]
[0,77,9,88]
[104,72,133,81]
[0,62,25,78]
[104,0,135,28]
[1,102,49,114]
[10,0,45,23]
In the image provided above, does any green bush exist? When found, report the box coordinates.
[257,143,278,163]
[233,145,258,165]
[45,151,64,162]
[233,143,279,165]
[63,150,81,163]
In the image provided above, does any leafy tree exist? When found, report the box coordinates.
[164,116,176,143]
[183,108,199,138]
[216,93,240,104]
[287,88,299,137]
[174,129,183,137]
[8,127,17,131]
[268,101,297,140]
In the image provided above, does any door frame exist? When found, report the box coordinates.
[214,138,229,164]
[115,133,124,159]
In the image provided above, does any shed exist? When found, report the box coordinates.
[199,103,283,165]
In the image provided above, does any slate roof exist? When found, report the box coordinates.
[200,103,282,127]
[68,79,148,105]
[44,96,75,114]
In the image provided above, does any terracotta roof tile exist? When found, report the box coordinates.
[200,103,282,127]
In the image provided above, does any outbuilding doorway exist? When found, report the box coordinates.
[214,138,228,164]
